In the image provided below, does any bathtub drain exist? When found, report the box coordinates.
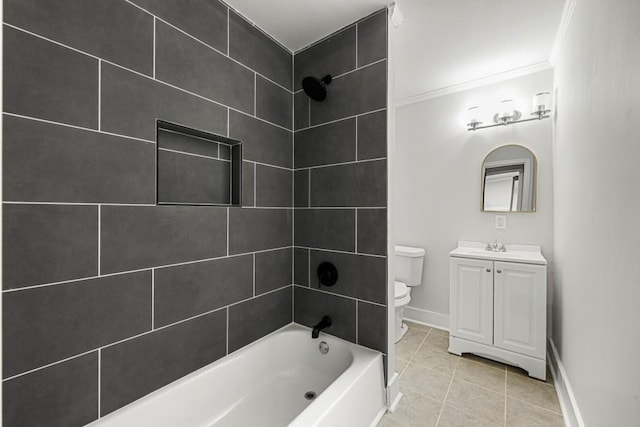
[304,391,316,400]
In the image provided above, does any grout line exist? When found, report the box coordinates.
[253,164,257,206]
[252,254,256,297]
[297,246,386,258]
[254,73,257,116]
[295,157,387,171]
[307,249,311,286]
[249,159,292,172]
[294,107,387,133]
[158,147,230,162]
[355,115,358,160]
[295,284,386,307]
[97,60,101,131]
[307,169,311,207]
[151,269,155,329]
[2,112,156,145]
[307,97,311,128]
[294,206,386,210]
[226,307,229,355]
[226,208,230,256]
[354,209,358,253]
[355,23,359,69]
[332,57,387,81]
[226,108,230,137]
[153,18,156,78]
[355,301,359,343]
[435,353,459,425]
[2,201,158,207]
[97,205,101,276]
[97,349,101,418]
[226,7,230,55]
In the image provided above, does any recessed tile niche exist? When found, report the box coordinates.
[156,120,242,206]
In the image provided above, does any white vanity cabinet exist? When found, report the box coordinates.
[449,241,547,379]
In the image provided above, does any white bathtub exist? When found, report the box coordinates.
[90,323,386,427]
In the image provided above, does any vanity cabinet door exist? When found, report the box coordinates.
[450,257,494,345]
[493,261,546,358]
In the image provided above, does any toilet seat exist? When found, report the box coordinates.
[394,281,411,307]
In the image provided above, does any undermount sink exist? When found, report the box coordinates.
[450,241,547,265]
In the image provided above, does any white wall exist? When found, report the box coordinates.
[394,70,554,328]
[553,0,640,425]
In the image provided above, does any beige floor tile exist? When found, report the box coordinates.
[429,327,449,336]
[395,357,409,374]
[387,387,441,427]
[411,345,459,375]
[454,358,506,394]
[445,379,506,425]
[401,363,452,403]
[437,405,502,427]
[507,364,555,386]
[422,332,450,353]
[378,414,407,427]
[396,329,429,361]
[460,353,508,371]
[404,320,432,333]
[506,397,564,426]
[507,372,561,413]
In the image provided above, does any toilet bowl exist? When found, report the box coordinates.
[394,281,411,342]
[394,245,425,343]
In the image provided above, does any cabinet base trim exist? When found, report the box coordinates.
[449,336,546,380]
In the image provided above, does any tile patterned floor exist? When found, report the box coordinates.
[379,322,565,427]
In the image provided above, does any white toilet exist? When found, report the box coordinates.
[394,245,426,343]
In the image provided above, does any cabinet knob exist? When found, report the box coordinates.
[496,269,502,274]
[486,268,491,272]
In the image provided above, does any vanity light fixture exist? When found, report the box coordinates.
[466,92,551,131]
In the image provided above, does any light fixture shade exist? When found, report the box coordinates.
[532,92,551,113]
[498,99,515,120]
[466,106,482,126]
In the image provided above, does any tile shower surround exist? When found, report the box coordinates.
[1,1,388,426]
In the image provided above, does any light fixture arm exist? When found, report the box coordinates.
[467,110,550,131]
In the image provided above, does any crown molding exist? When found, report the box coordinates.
[549,0,578,66]
[394,61,553,108]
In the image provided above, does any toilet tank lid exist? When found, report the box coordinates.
[395,245,425,257]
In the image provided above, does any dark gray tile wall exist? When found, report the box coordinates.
[2,1,295,424]
[293,10,388,360]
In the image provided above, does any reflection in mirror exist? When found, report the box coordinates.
[481,144,537,212]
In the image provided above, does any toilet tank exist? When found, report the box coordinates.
[395,245,425,287]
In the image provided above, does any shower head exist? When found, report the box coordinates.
[302,74,332,102]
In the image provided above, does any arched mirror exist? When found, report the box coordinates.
[481,144,537,212]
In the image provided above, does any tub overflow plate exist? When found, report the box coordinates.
[319,341,329,354]
[304,391,316,400]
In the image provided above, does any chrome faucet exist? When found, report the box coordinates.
[312,316,332,339]
[486,239,507,252]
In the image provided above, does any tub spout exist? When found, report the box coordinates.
[312,316,332,339]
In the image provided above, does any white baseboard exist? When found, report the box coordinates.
[547,338,585,427]
[386,372,401,412]
[403,306,449,331]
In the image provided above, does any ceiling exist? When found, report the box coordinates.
[225,0,565,102]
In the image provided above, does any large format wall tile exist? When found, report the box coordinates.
[154,255,253,327]
[294,118,356,168]
[294,26,356,91]
[157,128,221,158]
[100,206,227,273]
[294,286,356,342]
[130,0,228,54]
[228,208,292,254]
[310,61,386,125]
[229,111,292,168]
[294,170,309,207]
[156,22,254,114]
[3,115,155,204]
[294,247,309,286]
[101,309,227,415]
[309,250,386,304]
[242,161,255,206]
[157,150,230,204]
[101,63,227,141]
[256,76,293,129]
[357,109,387,160]
[3,353,98,427]
[357,301,387,354]
[294,209,355,251]
[3,26,98,129]
[228,287,292,352]
[229,10,292,90]
[5,0,153,75]
[294,91,309,130]
[357,10,387,67]
[255,248,292,295]
[3,271,151,378]
[357,209,387,255]
[3,204,98,290]
[310,160,386,207]
[255,165,292,207]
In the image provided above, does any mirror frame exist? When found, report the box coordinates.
[481,144,538,213]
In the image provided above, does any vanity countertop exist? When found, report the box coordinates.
[450,241,547,265]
